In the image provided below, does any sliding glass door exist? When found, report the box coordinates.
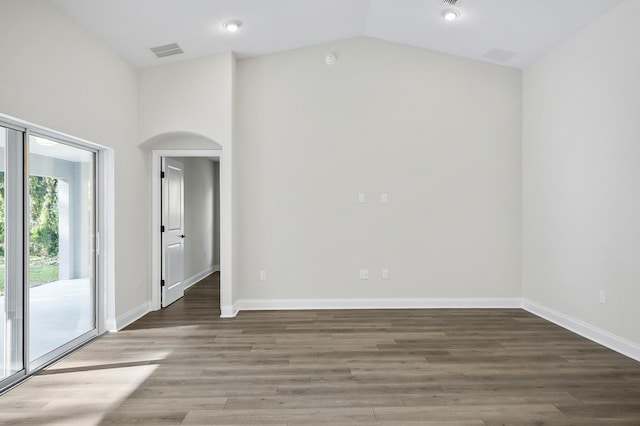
[0,119,98,389]
[0,125,24,382]
[28,135,96,364]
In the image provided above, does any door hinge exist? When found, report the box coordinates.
[161,279,165,287]
[161,225,165,232]
[161,171,165,178]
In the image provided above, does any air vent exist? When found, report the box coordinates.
[482,48,519,63]
[150,43,184,58]
[443,0,461,5]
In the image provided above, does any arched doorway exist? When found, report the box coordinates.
[140,132,234,317]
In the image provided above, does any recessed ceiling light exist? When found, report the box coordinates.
[223,20,242,33]
[441,8,461,21]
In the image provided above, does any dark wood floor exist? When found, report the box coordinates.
[1,273,639,425]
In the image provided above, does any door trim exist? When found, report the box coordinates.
[150,149,230,316]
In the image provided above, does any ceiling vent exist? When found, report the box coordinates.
[150,43,184,58]
[482,48,519,63]
[443,0,462,5]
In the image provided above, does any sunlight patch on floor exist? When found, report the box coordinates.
[0,358,162,425]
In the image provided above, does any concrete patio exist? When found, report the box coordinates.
[1,278,92,376]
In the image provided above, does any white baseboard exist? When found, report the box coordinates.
[183,266,217,291]
[523,299,640,362]
[234,297,522,312]
[104,318,117,332]
[220,303,239,318]
[107,302,151,332]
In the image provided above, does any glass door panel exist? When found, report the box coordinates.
[28,135,95,362]
[0,126,24,381]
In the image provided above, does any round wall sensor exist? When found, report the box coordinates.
[325,53,337,66]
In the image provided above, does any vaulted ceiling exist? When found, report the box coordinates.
[52,0,622,69]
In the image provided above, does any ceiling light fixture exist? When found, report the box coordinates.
[441,8,461,21]
[223,20,242,33]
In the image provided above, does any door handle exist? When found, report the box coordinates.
[180,234,186,239]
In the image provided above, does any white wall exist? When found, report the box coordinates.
[236,38,522,304]
[523,0,640,346]
[138,54,234,147]
[138,53,235,312]
[173,157,218,282]
[0,0,148,322]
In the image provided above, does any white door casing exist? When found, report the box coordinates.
[150,149,229,317]
[161,158,185,307]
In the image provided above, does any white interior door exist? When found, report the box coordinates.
[161,158,185,307]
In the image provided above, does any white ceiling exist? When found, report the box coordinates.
[51,0,622,69]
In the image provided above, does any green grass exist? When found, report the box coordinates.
[0,261,59,296]
[29,264,60,286]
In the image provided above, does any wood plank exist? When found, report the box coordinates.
[0,272,638,425]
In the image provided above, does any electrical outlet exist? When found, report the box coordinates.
[380,193,388,203]
[359,269,369,280]
[382,268,389,279]
[599,290,606,304]
[260,270,267,281]
[358,193,366,203]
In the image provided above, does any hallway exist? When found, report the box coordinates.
[1,272,639,424]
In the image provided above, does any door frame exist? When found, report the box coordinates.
[151,149,231,316]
